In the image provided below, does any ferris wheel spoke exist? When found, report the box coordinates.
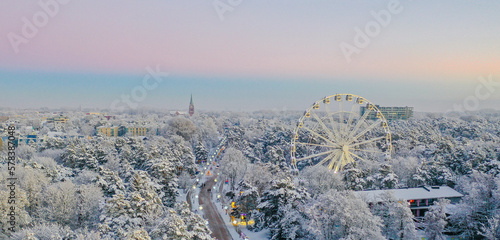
[341,153,355,169]
[333,151,345,172]
[346,106,373,140]
[311,111,340,143]
[350,136,386,148]
[353,148,384,154]
[349,151,368,162]
[295,149,336,162]
[349,119,383,144]
[328,151,341,171]
[324,103,342,141]
[295,141,336,148]
[344,103,358,134]
[302,127,339,147]
[318,150,340,167]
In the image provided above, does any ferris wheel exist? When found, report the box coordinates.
[291,94,392,172]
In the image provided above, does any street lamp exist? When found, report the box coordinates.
[199,206,203,210]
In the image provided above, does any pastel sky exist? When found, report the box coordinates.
[0,0,499,111]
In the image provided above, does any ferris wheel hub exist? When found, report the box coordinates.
[342,145,349,152]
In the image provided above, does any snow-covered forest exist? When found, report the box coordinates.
[1,110,500,239]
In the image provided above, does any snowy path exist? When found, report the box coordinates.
[200,174,233,240]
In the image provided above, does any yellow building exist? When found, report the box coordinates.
[127,127,150,136]
[97,126,125,137]
[86,112,103,115]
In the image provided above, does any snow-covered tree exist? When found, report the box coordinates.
[450,171,500,239]
[144,157,179,207]
[372,164,399,189]
[150,209,191,239]
[14,167,50,217]
[194,140,208,163]
[124,228,151,240]
[371,191,417,240]
[76,184,104,228]
[129,171,164,220]
[244,162,290,195]
[174,202,214,240]
[39,181,78,226]
[299,165,344,197]
[480,214,500,240]
[10,223,75,240]
[178,171,193,193]
[424,198,450,240]
[63,142,99,169]
[307,190,384,240]
[149,202,214,240]
[343,166,367,191]
[220,148,249,190]
[254,178,310,239]
[96,167,126,196]
[167,116,197,141]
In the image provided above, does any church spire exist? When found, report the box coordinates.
[189,94,194,116]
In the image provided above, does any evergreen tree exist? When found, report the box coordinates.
[255,178,310,239]
[194,140,208,163]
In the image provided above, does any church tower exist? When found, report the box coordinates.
[189,94,194,116]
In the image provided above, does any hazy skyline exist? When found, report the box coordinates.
[1,0,499,112]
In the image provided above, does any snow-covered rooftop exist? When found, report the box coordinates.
[355,186,464,202]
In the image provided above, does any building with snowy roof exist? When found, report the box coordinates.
[355,186,463,218]
[360,105,413,120]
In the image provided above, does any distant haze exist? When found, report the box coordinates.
[0,0,499,112]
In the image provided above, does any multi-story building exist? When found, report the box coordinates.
[97,126,126,137]
[360,105,413,120]
[127,127,150,136]
[46,116,70,123]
